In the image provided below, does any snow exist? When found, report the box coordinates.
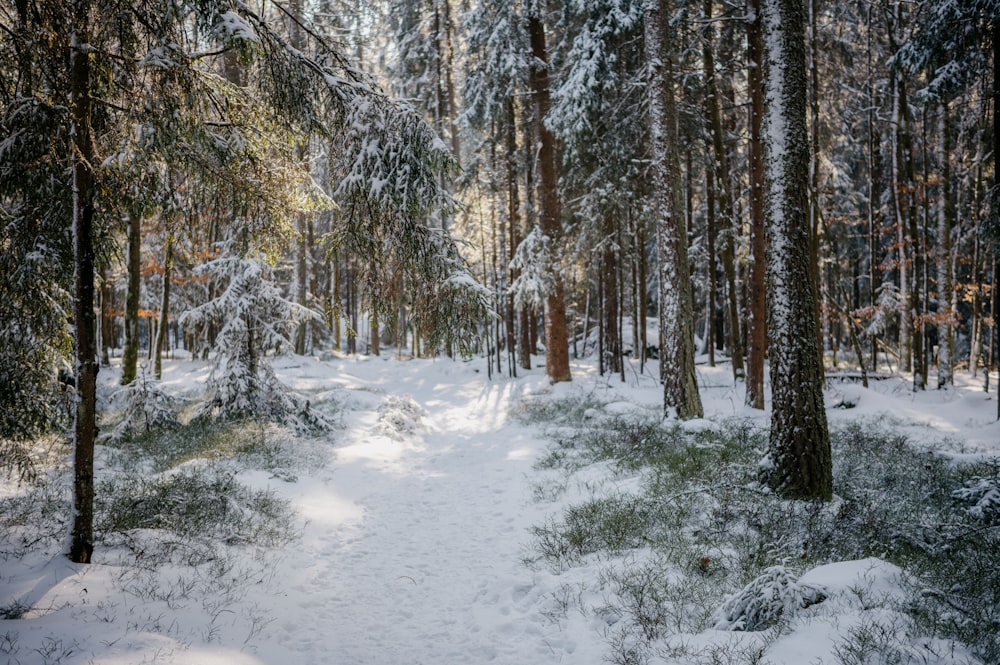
[1,353,998,664]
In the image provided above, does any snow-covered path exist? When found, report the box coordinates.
[253,358,579,664]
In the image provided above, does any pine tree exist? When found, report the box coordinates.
[645,0,703,419]
[762,0,832,499]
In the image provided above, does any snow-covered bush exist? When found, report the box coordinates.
[712,565,827,631]
[376,394,426,440]
[107,371,180,442]
[953,473,1000,523]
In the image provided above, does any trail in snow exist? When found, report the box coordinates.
[253,359,580,664]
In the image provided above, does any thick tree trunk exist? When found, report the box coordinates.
[762,0,831,500]
[746,0,767,409]
[69,0,97,564]
[646,0,703,419]
[528,12,571,383]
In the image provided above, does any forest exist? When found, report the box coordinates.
[2,0,999,560]
[2,0,1000,662]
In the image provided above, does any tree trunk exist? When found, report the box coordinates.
[122,211,141,384]
[866,2,882,374]
[746,0,767,409]
[937,103,954,389]
[99,270,112,365]
[528,12,571,383]
[154,235,173,380]
[807,0,824,378]
[762,0,831,500]
[704,0,744,380]
[332,248,341,350]
[290,0,309,356]
[903,79,925,390]
[69,0,97,564]
[505,96,521,375]
[603,213,622,375]
[705,160,717,367]
[645,0,703,419]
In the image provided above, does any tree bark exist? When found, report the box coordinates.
[762,0,832,499]
[528,11,571,383]
[645,0,703,419]
[122,211,141,384]
[69,0,97,564]
[745,0,767,409]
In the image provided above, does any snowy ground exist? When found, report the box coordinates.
[1,352,998,664]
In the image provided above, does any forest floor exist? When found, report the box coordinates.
[1,350,999,665]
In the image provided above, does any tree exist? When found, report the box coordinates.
[762,0,832,499]
[527,7,571,383]
[745,0,767,409]
[645,0,703,419]
[68,0,99,564]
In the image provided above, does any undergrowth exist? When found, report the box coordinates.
[525,400,999,665]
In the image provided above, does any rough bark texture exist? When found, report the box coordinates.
[528,12,571,383]
[69,0,97,563]
[645,0,703,419]
[762,0,831,499]
[746,0,766,409]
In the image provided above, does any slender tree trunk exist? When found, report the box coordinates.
[706,162,717,367]
[866,2,882,374]
[938,103,954,388]
[290,0,309,356]
[99,270,112,365]
[704,0,744,379]
[993,21,1000,420]
[746,0,766,409]
[505,97,521,375]
[528,11,571,383]
[889,57,911,373]
[638,220,649,374]
[762,0,831,499]
[904,80,925,390]
[69,0,97,564]
[122,212,140,384]
[602,213,621,375]
[646,0,703,419]
[807,0,824,377]
[154,235,173,380]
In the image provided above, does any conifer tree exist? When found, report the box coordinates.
[761,0,832,499]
